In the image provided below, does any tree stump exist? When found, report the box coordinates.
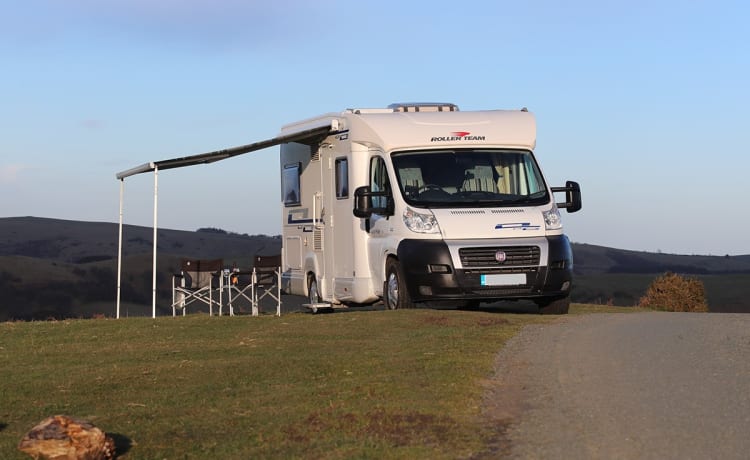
[18,415,115,460]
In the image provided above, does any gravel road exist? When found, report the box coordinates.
[481,312,750,459]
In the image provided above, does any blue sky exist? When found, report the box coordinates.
[1,0,748,255]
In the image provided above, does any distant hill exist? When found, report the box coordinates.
[572,243,750,276]
[0,217,280,320]
[1,216,748,319]
[570,243,750,312]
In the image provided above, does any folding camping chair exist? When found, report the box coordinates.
[221,267,253,316]
[172,259,223,316]
[251,254,282,317]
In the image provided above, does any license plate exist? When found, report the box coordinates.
[480,273,526,286]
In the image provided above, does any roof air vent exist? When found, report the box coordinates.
[388,102,459,112]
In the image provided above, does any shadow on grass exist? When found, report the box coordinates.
[303,299,542,315]
[0,422,7,432]
[110,433,133,458]
[459,300,540,315]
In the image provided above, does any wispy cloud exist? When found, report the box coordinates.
[0,164,31,184]
[82,119,105,130]
[65,0,335,47]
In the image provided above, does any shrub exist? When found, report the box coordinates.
[638,272,708,312]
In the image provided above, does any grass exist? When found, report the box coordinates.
[1,304,628,459]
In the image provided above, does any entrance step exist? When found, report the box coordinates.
[302,303,334,314]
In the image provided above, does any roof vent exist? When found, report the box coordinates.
[388,102,459,112]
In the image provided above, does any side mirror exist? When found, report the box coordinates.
[551,181,582,213]
[353,186,394,218]
[353,186,373,218]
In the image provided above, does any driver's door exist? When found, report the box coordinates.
[366,156,393,291]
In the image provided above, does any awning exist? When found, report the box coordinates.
[115,118,337,318]
[116,122,335,179]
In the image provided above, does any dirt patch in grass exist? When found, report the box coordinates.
[285,408,460,447]
[475,317,510,327]
[420,314,510,328]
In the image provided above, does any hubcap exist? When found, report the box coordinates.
[387,272,399,309]
[309,279,319,303]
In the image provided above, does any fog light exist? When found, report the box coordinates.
[550,260,568,270]
[561,281,570,291]
[419,286,433,295]
[428,264,451,274]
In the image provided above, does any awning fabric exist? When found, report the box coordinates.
[116,123,333,179]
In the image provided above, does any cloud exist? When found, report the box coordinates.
[82,119,105,130]
[65,0,335,47]
[0,164,31,184]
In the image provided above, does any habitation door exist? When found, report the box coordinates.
[281,141,324,297]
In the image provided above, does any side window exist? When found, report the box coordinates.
[282,163,301,207]
[335,157,349,199]
[370,156,390,209]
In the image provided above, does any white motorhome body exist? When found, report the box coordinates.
[279,103,581,314]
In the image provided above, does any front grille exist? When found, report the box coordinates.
[470,287,536,296]
[463,267,538,275]
[459,246,540,268]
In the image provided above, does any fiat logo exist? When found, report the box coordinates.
[495,250,507,263]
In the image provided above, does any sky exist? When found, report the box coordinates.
[1,0,748,255]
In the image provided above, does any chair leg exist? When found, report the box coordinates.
[251,268,259,317]
[276,267,282,317]
[219,274,224,316]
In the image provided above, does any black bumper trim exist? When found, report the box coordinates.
[396,236,573,302]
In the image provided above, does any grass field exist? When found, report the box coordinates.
[1,304,630,459]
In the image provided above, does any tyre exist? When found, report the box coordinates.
[536,295,570,315]
[384,258,416,310]
[308,274,321,304]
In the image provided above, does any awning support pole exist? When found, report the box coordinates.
[116,179,124,319]
[152,166,159,318]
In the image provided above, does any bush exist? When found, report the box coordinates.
[638,272,708,312]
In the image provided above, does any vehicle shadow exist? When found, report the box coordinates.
[460,300,540,315]
[322,299,540,315]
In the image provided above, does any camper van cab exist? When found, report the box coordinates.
[279,103,581,314]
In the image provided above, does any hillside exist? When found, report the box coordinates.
[0,217,281,320]
[570,243,750,311]
[1,216,748,319]
[572,243,750,275]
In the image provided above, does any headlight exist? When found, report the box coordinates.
[403,207,440,234]
[543,205,563,230]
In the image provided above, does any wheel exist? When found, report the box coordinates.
[308,274,321,304]
[536,295,570,315]
[384,258,416,310]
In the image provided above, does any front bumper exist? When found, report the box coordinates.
[396,235,573,302]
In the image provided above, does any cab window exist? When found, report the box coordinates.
[370,156,390,209]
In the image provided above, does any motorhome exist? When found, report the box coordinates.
[279,103,581,314]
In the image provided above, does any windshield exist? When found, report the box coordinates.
[392,149,549,207]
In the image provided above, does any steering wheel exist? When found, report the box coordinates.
[418,184,443,193]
